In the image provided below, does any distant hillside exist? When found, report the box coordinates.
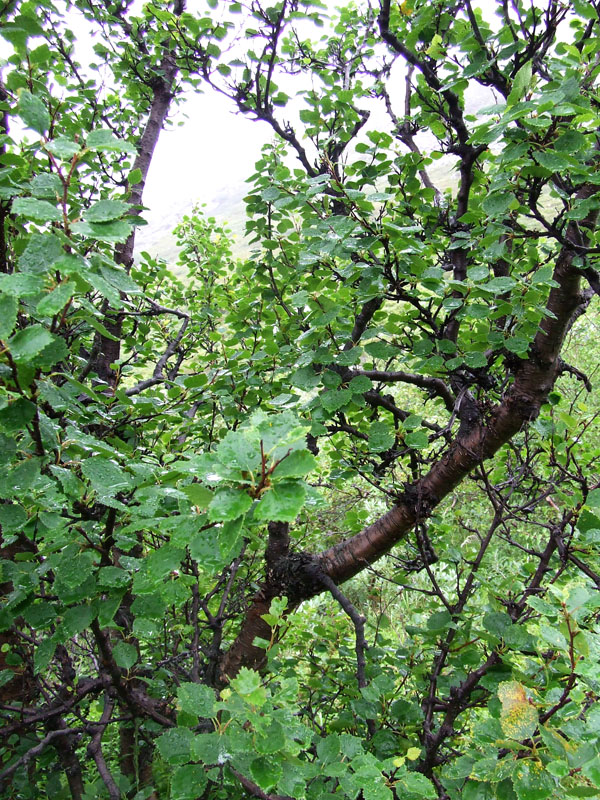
[135,180,251,265]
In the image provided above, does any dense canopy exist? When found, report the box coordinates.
[2,1,600,799]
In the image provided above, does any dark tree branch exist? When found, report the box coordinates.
[86,694,120,800]
[125,311,190,396]
[353,369,455,411]
[313,568,376,736]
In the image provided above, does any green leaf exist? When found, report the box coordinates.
[0,434,16,467]
[188,529,228,572]
[45,137,81,159]
[511,761,555,800]
[216,428,261,473]
[177,683,216,718]
[182,484,213,508]
[526,596,557,617]
[486,277,516,293]
[128,168,143,185]
[572,0,599,17]
[171,765,208,799]
[365,340,397,359]
[427,610,452,631]
[189,732,222,765]
[483,611,513,638]
[465,351,488,368]
[468,266,489,281]
[0,456,41,495]
[61,605,94,637]
[0,503,27,531]
[112,642,138,670]
[30,173,62,199]
[36,281,76,316]
[253,410,310,456]
[87,129,137,154]
[218,517,244,563]
[444,755,476,780]
[322,370,342,389]
[369,421,395,453]
[508,62,532,104]
[85,199,130,223]
[80,457,131,495]
[0,294,18,339]
[250,757,283,791]
[320,388,353,412]
[183,374,207,388]
[19,235,67,274]
[539,624,567,649]
[71,220,132,243]
[18,90,50,135]
[505,336,529,355]
[23,603,57,629]
[545,760,569,779]
[231,667,267,707]
[0,273,44,296]
[256,719,285,754]
[12,197,62,223]
[207,488,252,522]
[482,193,515,217]
[53,548,96,590]
[253,481,307,522]
[400,773,437,799]
[535,150,573,171]
[291,365,320,390]
[156,728,194,765]
[426,33,444,58]
[98,567,130,589]
[585,488,600,507]
[349,375,373,393]
[34,638,56,674]
[582,759,600,788]
[405,430,428,449]
[271,449,316,480]
[8,325,55,362]
[99,264,142,294]
[145,545,184,579]
[317,734,340,762]
[34,335,68,368]
[554,131,587,153]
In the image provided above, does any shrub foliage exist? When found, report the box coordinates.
[2,1,600,799]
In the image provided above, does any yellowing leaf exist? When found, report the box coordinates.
[498,681,538,740]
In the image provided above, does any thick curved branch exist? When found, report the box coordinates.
[320,209,592,582]
[220,191,596,680]
[0,726,81,785]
